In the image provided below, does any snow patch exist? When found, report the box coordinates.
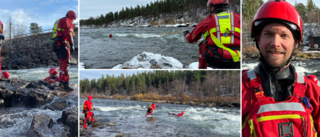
[112,52,183,69]
[80,62,85,69]
[187,62,213,69]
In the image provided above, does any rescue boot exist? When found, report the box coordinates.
[63,82,74,92]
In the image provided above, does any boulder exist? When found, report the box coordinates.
[58,107,78,137]
[116,133,131,137]
[27,114,53,137]
[0,79,64,107]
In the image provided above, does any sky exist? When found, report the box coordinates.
[0,0,78,34]
[80,0,157,20]
[80,70,155,80]
[265,0,320,7]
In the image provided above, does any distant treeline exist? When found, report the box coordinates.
[80,0,240,27]
[80,71,240,99]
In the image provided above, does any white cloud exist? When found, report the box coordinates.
[11,9,32,25]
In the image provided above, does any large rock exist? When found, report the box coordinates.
[0,79,62,107]
[58,107,78,137]
[27,114,53,137]
[44,98,73,111]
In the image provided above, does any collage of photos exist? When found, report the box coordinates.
[0,0,319,136]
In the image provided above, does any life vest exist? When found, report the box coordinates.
[242,70,317,137]
[203,11,240,63]
[52,19,62,39]
[82,100,93,113]
[0,24,3,34]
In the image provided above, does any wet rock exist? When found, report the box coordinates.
[57,107,78,137]
[107,122,116,126]
[27,114,53,137]
[0,79,70,107]
[0,99,4,106]
[116,133,131,137]
[44,98,72,111]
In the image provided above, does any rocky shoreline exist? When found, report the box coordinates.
[242,46,320,61]
[80,95,240,108]
[0,78,78,137]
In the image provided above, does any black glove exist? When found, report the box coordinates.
[183,30,190,36]
[70,43,74,53]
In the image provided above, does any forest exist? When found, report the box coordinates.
[80,0,240,26]
[80,71,240,103]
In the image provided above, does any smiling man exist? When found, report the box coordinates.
[242,0,320,137]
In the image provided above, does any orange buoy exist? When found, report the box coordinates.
[109,34,112,37]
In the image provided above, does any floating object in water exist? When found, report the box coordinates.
[109,34,112,37]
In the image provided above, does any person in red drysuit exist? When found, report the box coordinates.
[55,10,76,91]
[1,71,9,79]
[0,20,5,72]
[169,111,184,117]
[145,102,156,117]
[242,0,320,136]
[83,95,94,129]
[43,67,60,84]
[184,0,240,69]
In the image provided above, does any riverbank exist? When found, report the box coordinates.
[243,45,320,60]
[80,92,240,108]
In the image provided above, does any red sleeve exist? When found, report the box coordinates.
[55,77,60,83]
[305,79,320,132]
[61,18,74,45]
[43,76,50,82]
[185,16,212,43]
[242,71,250,118]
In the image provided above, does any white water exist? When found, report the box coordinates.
[5,66,78,84]
[242,61,318,74]
[0,67,78,136]
[82,99,240,137]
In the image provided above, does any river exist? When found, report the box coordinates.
[0,66,78,136]
[80,27,199,69]
[80,98,240,137]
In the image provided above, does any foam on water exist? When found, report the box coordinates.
[7,66,78,84]
[243,61,317,74]
[89,99,240,136]
[0,108,63,137]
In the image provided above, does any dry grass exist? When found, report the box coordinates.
[242,45,259,55]
[81,92,240,106]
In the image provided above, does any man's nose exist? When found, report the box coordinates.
[270,35,281,48]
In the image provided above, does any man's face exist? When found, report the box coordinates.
[258,23,297,67]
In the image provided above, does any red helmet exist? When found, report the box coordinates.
[307,75,319,85]
[67,10,77,20]
[1,71,10,79]
[251,0,303,43]
[88,95,93,100]
[181,111,184,114]
[207,0,229,7]
[49,67,59,75]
